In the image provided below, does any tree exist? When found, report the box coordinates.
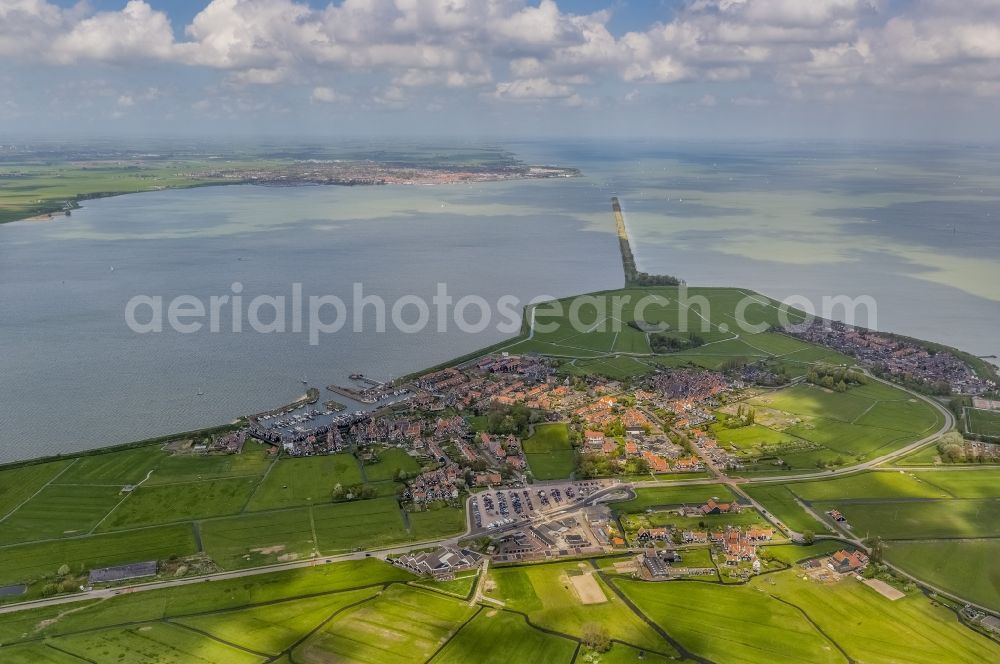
[801,530,815,544]
[582,623,611,652]
[57,564,71,576]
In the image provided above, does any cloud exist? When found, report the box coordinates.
[49,1,176,64]
[5,0,1000,124]
[310,86,339,103]
[492,77,576,101]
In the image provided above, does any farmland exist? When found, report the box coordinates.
[817,498,1000,539]
[487,560,670,652]
[246,453,363,510]
[294,586,475,664]
[175,588,381,655]
[611,484,734,513]
[617,577,844,664]
[966,408,1000,437]
[741,484,827,534]
[0,459,76,518]
[431,608,578,664]
[886,540,1000,612]
[524,422,576,480]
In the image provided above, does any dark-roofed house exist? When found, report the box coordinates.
[393,546,483,580]
[88,561,157,584]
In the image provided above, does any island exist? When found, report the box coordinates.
[0,196,998,664]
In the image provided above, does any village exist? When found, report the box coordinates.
[790,321,995,395]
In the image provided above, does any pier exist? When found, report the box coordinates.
[611,196,682,287]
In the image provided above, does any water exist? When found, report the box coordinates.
[2,141,998,462]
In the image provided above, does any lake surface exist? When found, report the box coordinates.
[2,141,998,462]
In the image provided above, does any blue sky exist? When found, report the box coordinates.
[2,0,999,139]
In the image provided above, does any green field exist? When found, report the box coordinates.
[0,559,412,645]
[913,469,1000,498]
[741,484,827,534]
[145,447,273,485]
[0,484,126,543]
[98,477,259,530]
[887,539,1000,612]
[431,608,578,664]
[487,561,670,652]
[175,587,380,655]
[363,448,423,482]
[411,571,479,599]
[313,497,409,553]
[200,507,316,569]
[765,569,1000,663]
[0,459,75,518]
[246,453,363,510]
[50,622,263,664]
[617,577,843,664]
[524,423,576,480]
[966,408,1000,436]
[53,447,168,485]
[785,471,951,502]
[0,524,198,589]
[295,585,475,664]
[407,506,467,540]
[818,498,1000,539]
[611,484,734,513]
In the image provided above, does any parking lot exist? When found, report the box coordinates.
[468,480,614,532]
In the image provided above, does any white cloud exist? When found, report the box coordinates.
[310,86,339,103]
[50,1,176,64]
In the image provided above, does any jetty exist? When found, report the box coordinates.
[611,196,682,287]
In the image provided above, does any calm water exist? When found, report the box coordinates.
[2,141,998,462]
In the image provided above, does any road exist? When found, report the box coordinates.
[0,374,964,618]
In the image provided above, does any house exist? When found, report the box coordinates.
[624,441,639,456]
[475,472,502,487]
[682,530,709,544]
[830,550,869,573]
[602,440,618,455]
[700,499,739,516]
[746,527,774,541]
[643,450,669,473]
[828,509,846,522]
[636,527,669,542]
[584,430,605,447]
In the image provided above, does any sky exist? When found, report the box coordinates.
[2,0,999,139]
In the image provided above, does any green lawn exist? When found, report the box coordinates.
[174,587,380,655]
[913,469,1000,498]
[431,608,577,664]
[967,408,1000,436]
[313,498,409,553]
[886,539,1000,612]
[363,448,422,482]
[200,507,316,569]
[0,643,84,664]
[758,541,844,565]
[53,447,168,485]
[0,459,75,518]
[818,499,1000,539]
[0,524,197,589]
[487,561,670,652]
[741,484,827,533]
[295,585,475,664]
[49,622,263,664]
[0,559,412,645]
[750,384,874,423]
[97,477,258,530]
[785,471,952,502]
[412,571,479,599]
[0,484,125,543]
[145,447,272,485]
[407,506,467,540]
[765,569,1000,663]
[611,484,734,513]
[246,453,363,510]
[617,577,843,664]
[524,423,576,480]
